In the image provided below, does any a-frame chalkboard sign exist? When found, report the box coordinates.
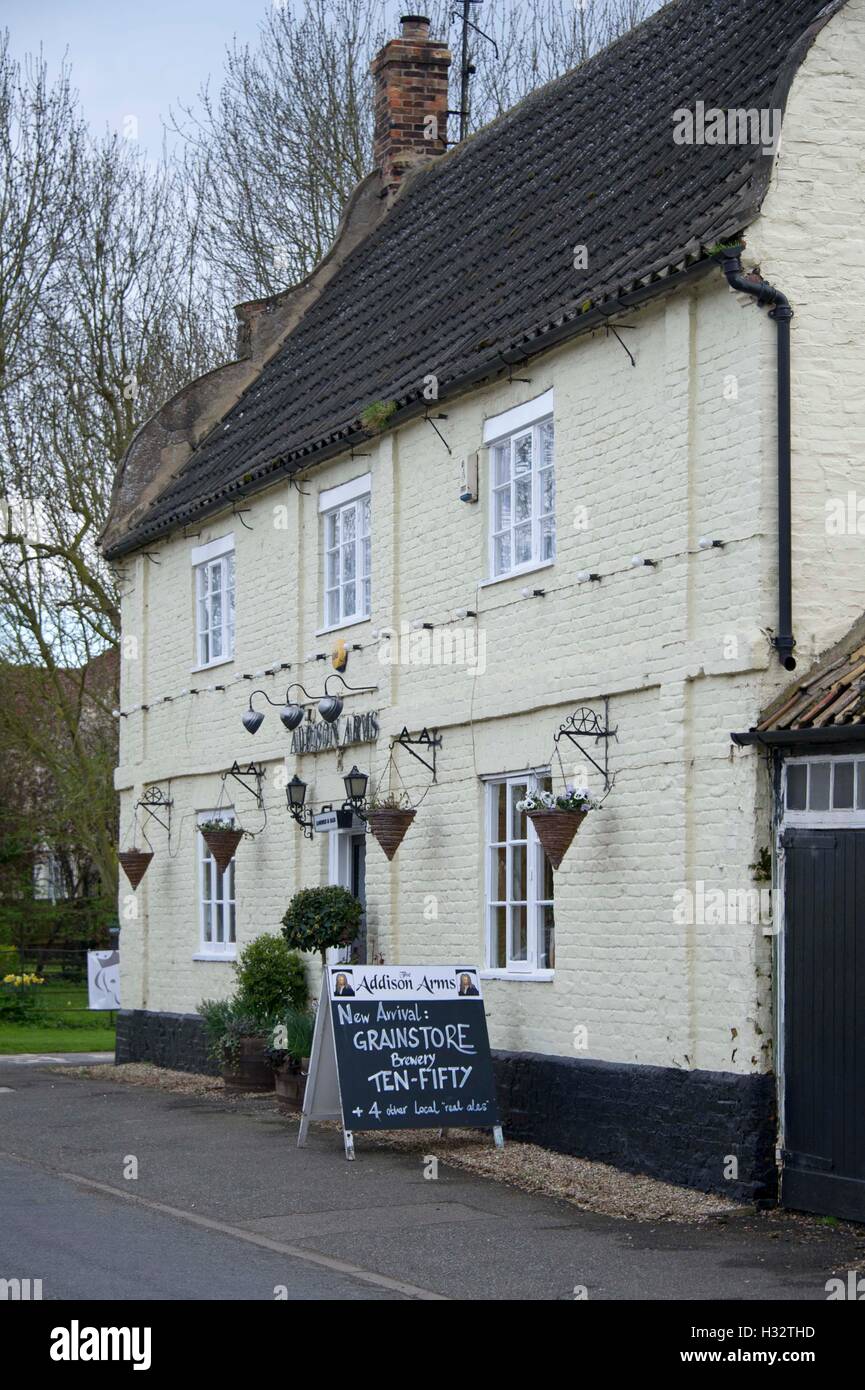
[298,964,503,1160]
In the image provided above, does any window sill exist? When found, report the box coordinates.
[191,655,235,674]
[193,952,237,963]
[478,559,554,590]
[480,969,554,983]
[315,614,371,638]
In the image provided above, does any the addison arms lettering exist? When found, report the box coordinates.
[291,711,380,755]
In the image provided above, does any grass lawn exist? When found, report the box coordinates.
[0,976,115,1055]
[0,1025,115,1054]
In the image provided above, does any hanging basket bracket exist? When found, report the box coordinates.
[135,785,173,835]
[392,727,441,783]
[222,761,266,809]
[553,701,617,795]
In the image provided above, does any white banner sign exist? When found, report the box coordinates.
[87,950,120,1011]
[327,964,482,1001]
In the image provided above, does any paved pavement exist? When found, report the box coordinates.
[0,1052,114,1067]
[1,1057,863,1301]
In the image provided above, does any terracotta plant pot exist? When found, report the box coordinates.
[368,808,416,860]
[527,809,587,870]
[200,826,244,873]
[118,849,154,889]
[273,1057,308,1111]
[221,1035,273,1092]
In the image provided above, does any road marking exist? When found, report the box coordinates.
[0,1148,447,1301]
[0,1087,15,1093]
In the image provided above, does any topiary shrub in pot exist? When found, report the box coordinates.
[281,885,362,967]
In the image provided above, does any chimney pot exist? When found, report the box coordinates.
[400,15,431,39]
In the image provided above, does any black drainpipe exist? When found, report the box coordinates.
[714,243,796,671]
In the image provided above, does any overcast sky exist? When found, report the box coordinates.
[5,0,269,153]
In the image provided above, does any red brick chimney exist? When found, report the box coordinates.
[371,15,452,201]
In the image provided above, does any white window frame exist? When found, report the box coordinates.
[782,753,865,829]
[192,535,235,670]
[486,406,555,581]
[196,809,237,959]
[484,771,555,978]
[321,484,371,630]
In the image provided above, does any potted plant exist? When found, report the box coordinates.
[234,933,308,1019]
[367,790,416,860]
[198,934,308,1090]
[118,847,154,888]
[199,998,274,1091]
[282,885,363,965]
[517,785,600,870]
[266,1008,315,1110]
[198,818,245,873]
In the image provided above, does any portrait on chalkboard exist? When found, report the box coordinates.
[332,970,355,997]
[456,969,480,997]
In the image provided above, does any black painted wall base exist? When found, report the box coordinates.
[493,1050,777,1202]
[116,1008,218,1076]
[115,1010,777,1200]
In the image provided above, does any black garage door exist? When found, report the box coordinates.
[782,829,865,1221]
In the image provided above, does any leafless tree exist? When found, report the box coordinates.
[178,0,664,302]
[0,31,83,389]
[0,62,228,904]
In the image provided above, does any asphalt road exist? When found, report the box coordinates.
[1,1056,864,1301]
[0,1154,401,1301]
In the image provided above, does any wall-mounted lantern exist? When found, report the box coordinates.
[287,775,314,839]
[286,766,371,839]
[343,765,369,809]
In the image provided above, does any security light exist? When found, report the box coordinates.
[242,706,265,735]
[279,702,305,731]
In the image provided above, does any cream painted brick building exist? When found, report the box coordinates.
[103,0,865,1209]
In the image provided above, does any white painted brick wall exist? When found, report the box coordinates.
[114,0,865,1079]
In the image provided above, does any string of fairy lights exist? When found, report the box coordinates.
[113,528,751,720]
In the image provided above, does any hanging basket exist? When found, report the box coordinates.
[118,848,154,889]
[527,809,587,870]
[199,826,245,873]
[368,808,416,860]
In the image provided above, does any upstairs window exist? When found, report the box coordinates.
[192,536,235,668]
[319,474,371,629]
[485,391,555,579]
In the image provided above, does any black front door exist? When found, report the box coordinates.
[782,829,865,1220]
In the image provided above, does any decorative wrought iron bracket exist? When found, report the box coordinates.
[553,702,617,794]
[393,727,442,782]
[223,761,266,809]
[136,786,173,834]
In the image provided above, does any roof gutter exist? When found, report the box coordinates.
[714,242,796,671]
[731,725,865,749]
